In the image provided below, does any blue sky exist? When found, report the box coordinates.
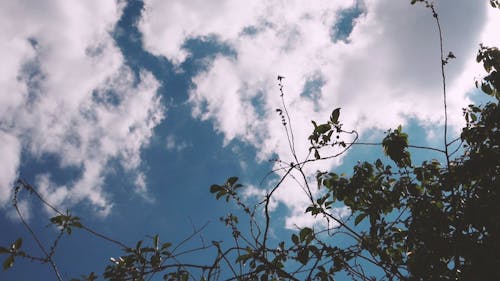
[0,0,499,280]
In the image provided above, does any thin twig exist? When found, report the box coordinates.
[13,182,64,281]
[428,2,451,168]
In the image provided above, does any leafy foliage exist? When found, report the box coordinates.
[382,126,411,168]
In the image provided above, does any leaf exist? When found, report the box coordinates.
[50,215,63,225]
[382,126,411,168]
[297,248,310,265]
[481,83,493,95]
[235,253,251,264]
[12,238,22,251]
[291,234,299,245]
[85,272,98,281]
[316,124,331,134]
[153,234,159,250]
[354,213,367,226]
[3,255,14,270]
[299,227,313,243]
[311,120,318,128]
[151,254,161,268]
[71,221,83,228]
[136,240,143,250]
[330,108,341,124]
[227,177,238,187]
[314,149,320,160]
[0,247,10,255]
[210,185,222,193]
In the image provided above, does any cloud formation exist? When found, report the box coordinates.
[165,134,190,152]
[139,0,498,228]
[0,1,165,215]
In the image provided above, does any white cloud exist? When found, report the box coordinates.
[139,0,266,64]
[6,199,32,222]
[0,132,21,206]
[165,134,190,152]
[140,0,497,228]
[285,205,351,230]
[0,1,165,215]
[134,172,155,203]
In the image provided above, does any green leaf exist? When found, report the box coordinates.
[73,222,83,229]
[235,253,251,264]
[12,238,22,251]
[0,247,10,255]
[161,242,172,250]
[210,185,222,193]
[136,240,143,250]
[291,234,299,245]
[3,255,14,270]
[153,234,159,250]
[50,215,63,225]
[142,247,155,253]
[382,126,411,168]
[227,177,239,187]
[354,213,367,226]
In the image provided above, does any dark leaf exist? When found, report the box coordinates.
[354,213,367,226]
[330,108,341,124]
[297,248,310,265]
[300,227,313,243]
[314,149,320,160]
[316,124,331,134]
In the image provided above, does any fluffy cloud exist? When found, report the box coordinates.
[0,1,165,215]
[139,0,497,227]
[139,0,265,64]
[0,133,21,206]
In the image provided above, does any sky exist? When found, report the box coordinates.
[0,0,499,280]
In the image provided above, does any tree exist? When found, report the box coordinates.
[2,1,499,280]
